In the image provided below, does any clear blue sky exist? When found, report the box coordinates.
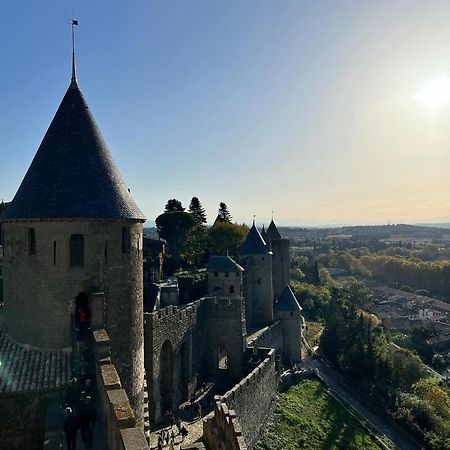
[2,1,450,226]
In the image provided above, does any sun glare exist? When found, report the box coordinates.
[417,75,450,111]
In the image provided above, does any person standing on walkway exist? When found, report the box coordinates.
[79,395,97,449]
[63,407,79,450]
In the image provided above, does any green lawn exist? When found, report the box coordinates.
[256,380,384,450]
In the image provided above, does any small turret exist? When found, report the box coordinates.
[207,255,244,297]
[274,285,303,363]
[265,219,290,301]
[238,223,273,327]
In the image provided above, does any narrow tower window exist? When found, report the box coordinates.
[230,285,235,294]
[122,227,130,254]
[70,234,84,267]
[104,240,108,264]
[27,228,36,255]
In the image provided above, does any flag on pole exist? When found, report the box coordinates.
[72,19,78,26]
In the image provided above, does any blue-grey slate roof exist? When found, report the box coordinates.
[207,255,244,273]
[266,220,282,241]
[274,285,302,312]
[238,223,269,255]
[1,79,145,221]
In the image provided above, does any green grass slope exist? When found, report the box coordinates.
[256,380,383,450]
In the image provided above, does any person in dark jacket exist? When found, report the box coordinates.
[63,407,79,450]
[79,394,97,449]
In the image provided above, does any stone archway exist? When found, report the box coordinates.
[160,340,173,414]
[216,345,228,372]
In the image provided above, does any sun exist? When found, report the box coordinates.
[417,75,450,111]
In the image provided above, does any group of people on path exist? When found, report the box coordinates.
[64,376,98,450]
[156,413,189,450]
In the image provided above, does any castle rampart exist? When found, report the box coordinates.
[203,347,278,450]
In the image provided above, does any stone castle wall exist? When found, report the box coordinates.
[246,320,283,352]
[270,239,290,301]
[204,347,278,450]
[240,254,273,327]
[207,271,243,297]
[1,220,145,425]
[144,296,247,422]
[92,328,149,450]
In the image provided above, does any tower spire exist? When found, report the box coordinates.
[71,18,79,82]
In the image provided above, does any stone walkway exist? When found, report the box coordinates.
[149,417,204,449]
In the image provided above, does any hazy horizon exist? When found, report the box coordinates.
[2,1,450,225]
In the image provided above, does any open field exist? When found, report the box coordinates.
[256,380,384,450]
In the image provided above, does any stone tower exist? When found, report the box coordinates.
[265,219,290,301]
[206,255,244,297]
[238,223,273,327]
[274,285,303,363]
[0,72,146,424]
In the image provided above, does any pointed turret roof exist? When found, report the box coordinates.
[261,224,267,241]
[274,285,302,312]
[266,219,282,241]
[238,222,269,255]
[2,79,145,221]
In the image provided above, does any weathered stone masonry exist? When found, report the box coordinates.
[144,296,247,422]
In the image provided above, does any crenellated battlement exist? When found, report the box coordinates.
[92,329,149,450]
[203,347,277,450]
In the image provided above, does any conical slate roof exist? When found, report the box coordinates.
[261,225,267,241]
[266,219,282,241]
[275,285,302,312]
[2,79,145,221]
[238,223,269,255]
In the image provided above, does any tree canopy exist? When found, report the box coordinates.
[155,211,195,263]
[189,196,207,225]
[217,202,232,223]
[165,199,185,212]
[209,222,248,257]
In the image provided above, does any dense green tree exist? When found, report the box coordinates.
[182,225,209,268]
[156,211,195,264]
[209,222,247,257]
[217,202,232,223]
[188,196,207,225]
[165,199,185,212]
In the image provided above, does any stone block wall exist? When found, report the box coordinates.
[144,296,247,423]
[247,320,283,351]
[93,328,149,450]
[203,400,247,450]
[1,220,145,425]
[0,390,60,450]
[204,347,278,450]
[144,300,203,421]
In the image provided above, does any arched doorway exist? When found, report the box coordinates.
[74,292,90,340]
[216,345,228,371]
[160,340,173,414]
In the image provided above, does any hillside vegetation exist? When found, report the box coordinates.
[256,380,383,450]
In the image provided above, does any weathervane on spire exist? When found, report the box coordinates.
[70,17,79,81]
[253,214,256,226]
